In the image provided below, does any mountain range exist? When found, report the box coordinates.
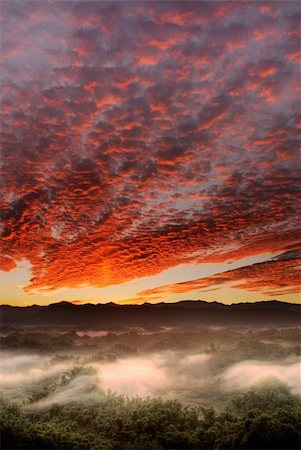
[1,300,300,330]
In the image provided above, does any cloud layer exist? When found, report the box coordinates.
[1,1,300,294]
[132,250,301,301]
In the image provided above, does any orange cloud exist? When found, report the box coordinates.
[134,251,301,300]
[1,0,300,297]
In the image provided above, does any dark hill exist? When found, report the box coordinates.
[0,300,300,330]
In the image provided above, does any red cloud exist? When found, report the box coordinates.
[1,1,300,296]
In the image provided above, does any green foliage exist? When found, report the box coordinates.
[28,384,57,403]
[0,404,94,449]
[225,380,301,449]
[1,380,300,450]
[230,377,300,413]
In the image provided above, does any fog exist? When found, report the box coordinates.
[95,353,211,397]
[1,347,300,408]
[76,331,110,337]
[0,352,74,388]
[35,373,103,407]
[98,356,167,396]
[1,325,300,409]
[95,353,300,399]
[220,358,301,394]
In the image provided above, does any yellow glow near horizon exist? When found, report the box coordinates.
[0,252,299,306]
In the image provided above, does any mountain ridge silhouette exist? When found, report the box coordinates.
[1,300,300,329]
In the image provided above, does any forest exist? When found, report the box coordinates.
[1,325,300,449]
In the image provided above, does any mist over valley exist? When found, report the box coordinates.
[1,306,301,449]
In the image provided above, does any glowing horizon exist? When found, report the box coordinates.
[1,250,299,306]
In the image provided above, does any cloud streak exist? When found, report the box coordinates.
[131,250,301,301]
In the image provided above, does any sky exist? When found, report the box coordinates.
[0,0,300,306]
